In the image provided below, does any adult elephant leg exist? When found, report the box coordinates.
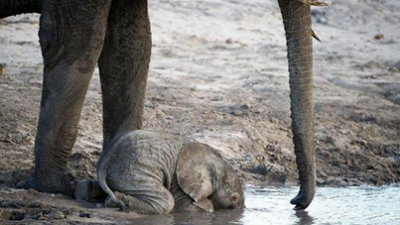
[27,0,112,197]
[277,0,316,210]
[98,0,152,147]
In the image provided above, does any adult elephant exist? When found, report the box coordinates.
[0,0,330,210]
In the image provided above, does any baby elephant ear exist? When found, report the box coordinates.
[177,142,215,209]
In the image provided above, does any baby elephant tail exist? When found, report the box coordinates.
[97,134,131,211]
[97,164,127,211]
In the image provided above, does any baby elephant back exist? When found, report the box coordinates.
[103,131,185,192]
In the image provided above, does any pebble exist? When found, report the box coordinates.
[360,139,368,146]
[240,104,250,110]
[232,109,244,116]
[317,17,328,24]
[374,34,384,40]
[79,212,92,218]
[16,181,26,189]
[50,211,66,220]
[9,131,25,143]
[31,212,46,220]
[270,118,279,124]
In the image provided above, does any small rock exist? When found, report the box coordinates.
[264,144,276,152]
[9,211,26,221]
[9,131,25,143]
[232,110,244,116]
[79,212,92,218]
[225,38,233,44]
[248,163,269,176]
[346,179,364,186]
[241,153,253,161]
[240,104,250,110]
[325,136,335,144]
[0,64,4,76]
[318,170,328,178]
[317,17,328,24]
[31,212,46,220]
[29,202,46,208]
[360,139,368,146]
[352,138,368,146]
[270,118,278,124]
[16,181,26,189]
[254,155,265,163]
[374,34,384,40]
[316,178,325,185]
[325,177,346,186]
[50,211,65,220]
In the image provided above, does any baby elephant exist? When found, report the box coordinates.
[75,130,244,214]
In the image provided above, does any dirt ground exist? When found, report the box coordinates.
[0,0,399,223]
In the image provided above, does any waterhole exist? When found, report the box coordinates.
[129,185,400,225]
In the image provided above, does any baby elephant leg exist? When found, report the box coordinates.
[172,190,205,212]
[105,186,175,214]
[75,179,107,201]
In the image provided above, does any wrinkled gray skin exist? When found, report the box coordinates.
[0,0,326,210]
[75,130,244,214]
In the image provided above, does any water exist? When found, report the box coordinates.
[128,185,400,225]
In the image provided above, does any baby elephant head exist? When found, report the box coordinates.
[177,142,244,212]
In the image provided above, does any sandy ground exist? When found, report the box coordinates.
[0,0,399,223]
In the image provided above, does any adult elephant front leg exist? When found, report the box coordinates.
[26,0,112,197]
[98,0,152,147]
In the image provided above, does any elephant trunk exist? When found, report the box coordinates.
[277,0,316,210]
[0,0,42,19]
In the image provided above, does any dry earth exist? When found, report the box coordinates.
[0,0,399,223]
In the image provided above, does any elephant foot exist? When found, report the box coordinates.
[25,171,77,198]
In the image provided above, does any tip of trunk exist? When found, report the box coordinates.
[290,186,315,210]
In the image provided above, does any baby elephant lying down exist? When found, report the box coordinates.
[75,130,244,214]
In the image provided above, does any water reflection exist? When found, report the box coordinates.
[126,185,400,225]
[295,211,314,225]
[129,209,244,225]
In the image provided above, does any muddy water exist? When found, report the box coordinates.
[130,185,400,225]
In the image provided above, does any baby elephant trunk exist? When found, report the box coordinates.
[0,0,42,19]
